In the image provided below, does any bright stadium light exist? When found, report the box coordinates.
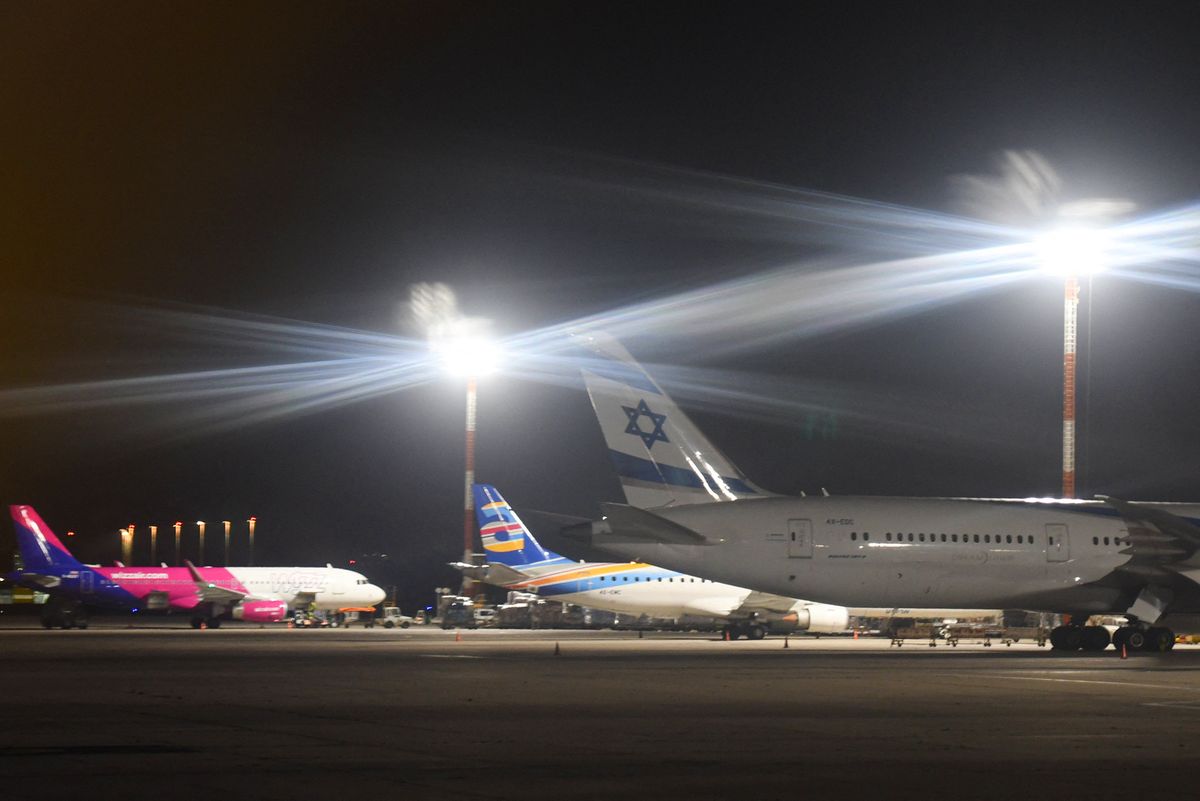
[1035,226,1110,278]
[433,333,502,376]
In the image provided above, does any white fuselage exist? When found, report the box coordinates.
[494,561,847,630]
[589,497,1200,616]
[222,566,386,609]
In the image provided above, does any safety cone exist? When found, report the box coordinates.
[724,629,730,641]
[1121,643,1127,659]
[853,628,859,640]
[455,629,462,642]
[554,641,561,656]
[784,637,790,649]
[199,620,207,630]
[638,629,644,639]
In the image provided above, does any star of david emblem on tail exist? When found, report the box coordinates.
[622,399,669,449]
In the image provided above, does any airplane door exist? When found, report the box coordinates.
[80,572,94,595]
[788,519,813,558]
[1046,524,1070,562]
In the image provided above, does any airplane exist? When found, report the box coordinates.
[563,331,1200,653]
[456,482,850,638]
[9,505,386,629]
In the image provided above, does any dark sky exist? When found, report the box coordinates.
[4,2,1200,610]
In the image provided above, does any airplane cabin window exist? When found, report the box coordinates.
[851,532,857,541]
[1006,535,1013,544]
[886,533,893,541]
[941,534,947,542]
[864,533,870,541]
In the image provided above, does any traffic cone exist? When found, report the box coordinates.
[784,637,790,649]
[554,641,560,656]
[199,620,207,630]
[455,629,462,642]
[1121,643,1127,659]
[638,629,644,639]
[724,629,730,641]
[853,628,859,640]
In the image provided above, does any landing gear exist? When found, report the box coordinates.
[1050,625,1111,652]
[1146,627,1175,652]
[41,599,89,630]
[723,623,767,640]
[1050,625,1083,651]
[1081,625,1111,652]
[1114,625,1174,653]
[189,615,222,629]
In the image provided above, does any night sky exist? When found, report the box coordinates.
[4,3,1200,611]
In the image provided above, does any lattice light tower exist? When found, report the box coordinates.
[1061,276,1080,498]
[1037,227,1108,499]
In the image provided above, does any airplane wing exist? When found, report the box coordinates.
[681,592,805,620]
[184,560,248,605]
[733,591,807,616]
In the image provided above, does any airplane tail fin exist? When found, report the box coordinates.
[474,484,567,569]
[572,331,770,509]
[10,506,84,573]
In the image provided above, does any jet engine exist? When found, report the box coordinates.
[794,603,850,634]
[233,600,289,623]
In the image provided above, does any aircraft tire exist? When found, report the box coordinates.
[746,625,766,641]
[1124,628,1148,651]
[1080,626,1111,652]
[1146,627,1174,652]
[1050,625,1082,651]
[207,617,222,629]
[190,617,204,629]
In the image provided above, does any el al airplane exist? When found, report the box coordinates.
[9,505,385,629]
[456,483,849,638]
[566,332,1200,654]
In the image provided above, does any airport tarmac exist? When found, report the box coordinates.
[4,625,1200,801]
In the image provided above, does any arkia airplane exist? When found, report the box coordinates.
[9,505,386,629]
[565,332,1200,654]
[456,483,849,638]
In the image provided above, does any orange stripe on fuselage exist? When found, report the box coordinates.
[512,562,654,589]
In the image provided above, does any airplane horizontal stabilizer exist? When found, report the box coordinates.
[449,561,530,586]
[597,503,717,546]
[1096,496,1200,564]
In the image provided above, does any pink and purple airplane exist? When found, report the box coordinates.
[9,505,385,629]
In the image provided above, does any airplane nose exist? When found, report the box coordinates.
[368,584,385,605]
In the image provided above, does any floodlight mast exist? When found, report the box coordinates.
[1036,224,1109,499]
[461,374,479,598]
[1062,276,1079,499]
[431,329,498,600]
